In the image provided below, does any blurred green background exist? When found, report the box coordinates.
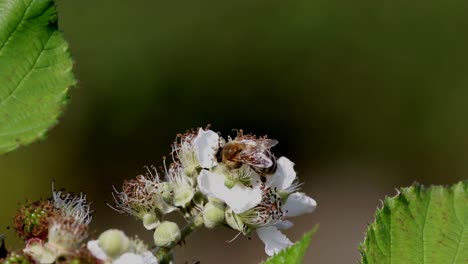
[1,0,468,263]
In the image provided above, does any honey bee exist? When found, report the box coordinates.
[217,131,278,175]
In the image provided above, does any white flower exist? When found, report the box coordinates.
[110,173,175,229]
[255,191,316,256]
[172,128,219,173]
[30,188,93,258]
[239,157,317,256]
[197,169,262,214]
[166,166,195,208]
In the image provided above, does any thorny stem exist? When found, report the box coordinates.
[155,215,204,264]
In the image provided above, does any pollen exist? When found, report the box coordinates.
[111,174,161,217]
[240,184,286,227]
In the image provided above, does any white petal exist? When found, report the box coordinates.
[198,170,262,214]
[194,128,219,168]
[142,251,159,264]
[275,220,294,230]
[113,253,144,264]
[257,226,293,256]
[86,240,107,261]
[283,192,317,217]
[266,157,296,190]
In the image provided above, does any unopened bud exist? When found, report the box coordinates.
[98,229,130,259]
[160,183,173,204]
[142,213,160,230]
[203,200,225,228]
[225,209,244,233]
[153,221,181,247]
[173,185,194,207]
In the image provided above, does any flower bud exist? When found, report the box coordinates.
[142,213,160,230]
[225,209,245,233]
[173,185,194,207]
[160,183,173,204]
[98,229,130,259]
[153,221,181,247]
[203,200,225,228]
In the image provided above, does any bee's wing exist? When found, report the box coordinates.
[229,139,276,168]
[233,150,273,168]
[240,139,278,150]
[260,139,278,149]
[245,152,273,168]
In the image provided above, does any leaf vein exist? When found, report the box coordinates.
[0,0,34,55]
[0,31,53,106]
[450,198,467,264]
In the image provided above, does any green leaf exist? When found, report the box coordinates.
[360,181,468,264]
[0,0,75,154]
[263,226,318,264]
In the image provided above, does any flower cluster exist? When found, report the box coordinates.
[1,127,316,264]
[112,127,316,257]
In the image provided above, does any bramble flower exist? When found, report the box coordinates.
[23,188,94,263]
[165,166,195,208]
[46,215,89,252]
[47,188,92,251]
[171,128,219,175]
[9,126,316,263]
[197,167,262,214]
[111,171,175,230]
[242,157,316,256]
[87,229,158,264]
[200,156,316,256]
